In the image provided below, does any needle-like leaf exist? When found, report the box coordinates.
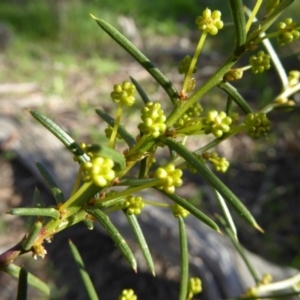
[91,15,179,104]
[125,213,155,276]
[163,137,263,232]
[35,162,65,203]
[178,216,188,300]
[85,207,137,272]
[69,240,100,300]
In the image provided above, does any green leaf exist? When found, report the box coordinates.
[83,218,94,230]
[246,0,295,45]
[30,110,90,163]
[159,190,221,233]
[85,207,137,272]
[27,188,42,227]
[261,0,294,30]
[32,188,41,206]
[218,215,260,284]
[213,190,237,239]
[228,0,246,51]
[243,6,289,88]
[69,240,100,300]
[225,95,233,115]
[35,162,65,204]
[138,157,148,178]
[85,144,126,171]
[125,213,155,276]
[95,109,136,148]
[218,82,254,114]
[1,264,50,296]
[17,267,28,300]
[22,221,43,251]
[178,216,188,300]
[91,15,179,104]
[163,137,262,231]
[7,208,60,219]
[130,76,150,104]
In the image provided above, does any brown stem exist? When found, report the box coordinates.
[0,235,29,268]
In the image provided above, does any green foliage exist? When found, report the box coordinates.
[1,1,300,299]
[0,1,57,39]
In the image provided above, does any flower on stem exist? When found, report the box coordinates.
[138,102,167,138]
[32,244,47,260]
[261,273,273,285]
[105,125,122,140]
[174,103,203,128]
[195,8,224,35]
[244,113,270,139]
[223,68,244,81]
[203,110,232,138]
[118,289,137,300]
[82,156,115,187]
[203,152,230,173]
[189,277,202,294]
[275,97,295,106]
[277,18,300,46]
[288,70,300,87]
[155,164,183,194]
[123,195,145,215]
[111,81,136,106]
[249,51,271,74]
[171,204,190,218]
[243,287,258,298]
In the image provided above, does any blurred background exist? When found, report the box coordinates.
[1,0,300,299]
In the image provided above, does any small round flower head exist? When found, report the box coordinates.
[244,113,271,139]
[123,195,145,215]
[186,154,204,174]
[138,102,167,138]
[32,244,47,260]
[203,110,232,138]
[82,156,115,187]
[230,112,240,125]
[174,103,203,128]
[244,287,258,298]
[171,204,190,218]
[105,125,122,140]
[111,81,136,106]
[223,68,244,81]
[205,152,230,173]
[261,273,273,285]
[288,70,300,87]
[249,51,271,74]
[118,289,137,300]
[277,18,300,46]
[195,8,224,35]
[274,97,295,106]
[155,164,183,194]
[178,55,197,75]
[189,277,202,294]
